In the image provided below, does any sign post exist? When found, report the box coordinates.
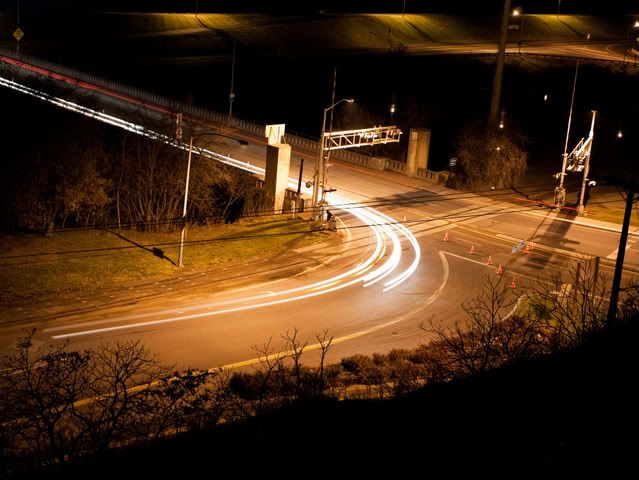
[512,239,526,254]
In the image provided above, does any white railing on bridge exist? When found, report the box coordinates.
[0,48,447,184]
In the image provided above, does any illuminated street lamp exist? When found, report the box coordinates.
[555,33,590,206]
[312,98,355,212]
[623,20,639,63]
[511,7,525,54]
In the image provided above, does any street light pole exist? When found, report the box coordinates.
[178,137,193,268]
[312,106,328,212]
[228,39,236,122]
[555,34,590,206]
[489,0,512,127]
[512,8,525,54]
[577,110,596,214]
[622,20,639,64]
[555,57,580,206]
[176,132,247,267]
[312,97,354,215]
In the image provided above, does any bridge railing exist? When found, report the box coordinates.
[0,48,447,184]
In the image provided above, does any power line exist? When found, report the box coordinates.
[1,198,623,263]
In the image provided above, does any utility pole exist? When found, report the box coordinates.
[607,181,636,323]
[555,58,580,206]
[178,137,193,268]
[577,110,596,214]
[489,0,512,127]
[296,157,304,197]
[228,39,236,122]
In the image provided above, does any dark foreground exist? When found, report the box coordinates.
[17,319,639,479]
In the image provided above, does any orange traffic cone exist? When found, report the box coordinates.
[487,255,493,265]
[510,278,517,289]
[443,232,449,242]
[469,245,476,255]
[529,242,535,251]
[524,243,531,254]
[496,264,503,275]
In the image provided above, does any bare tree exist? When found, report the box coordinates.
[69,340,171,453]
[529,260,609,347]
[282,328,307,400]
[424,275,542,377]
[313,330,334,397]
[0,334,91,465]
[456,124,527,190]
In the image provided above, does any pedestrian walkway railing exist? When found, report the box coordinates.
[0,47,448,184]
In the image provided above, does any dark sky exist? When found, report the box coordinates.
[1,1,637,15]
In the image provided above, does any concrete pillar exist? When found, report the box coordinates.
[264,143,291,212]
[406,128,431,177]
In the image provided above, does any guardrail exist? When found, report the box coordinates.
[416,168,449,184]
[386,159,407,174]
[0,48,448,185]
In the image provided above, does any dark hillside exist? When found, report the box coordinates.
[34,318,638,479]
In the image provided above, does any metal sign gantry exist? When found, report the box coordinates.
[322,126,402,151]
[312,125,402,216]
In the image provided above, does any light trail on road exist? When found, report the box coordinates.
[0,72,423,339]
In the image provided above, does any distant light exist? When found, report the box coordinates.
[544,94,548,102]
[496,146,501,151]
[617,130,623,139]
[345,98,355,103]
[390,104,396,113]
[499,122,504,129]
[512,8,521,16]
[634,20,639,28]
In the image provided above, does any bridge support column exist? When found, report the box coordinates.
[406,128,431,177]
[265,143,291,212]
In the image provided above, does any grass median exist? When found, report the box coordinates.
[0,216,329,303]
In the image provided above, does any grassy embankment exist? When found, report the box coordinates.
[0,217,327,303]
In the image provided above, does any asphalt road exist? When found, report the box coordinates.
[1,137,636,370]
[1,49,637,370]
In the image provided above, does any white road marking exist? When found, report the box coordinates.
[606,239,636,260]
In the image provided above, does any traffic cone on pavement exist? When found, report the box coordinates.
[469,245,476,255]
[496,264,503,275]
[524,243,531,254]
[487,255,493,265]
[510,278,517,289]
[443,232,449,242]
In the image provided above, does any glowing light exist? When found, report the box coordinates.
[1,73,423,339]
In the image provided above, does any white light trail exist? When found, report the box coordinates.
[1,72,422,338]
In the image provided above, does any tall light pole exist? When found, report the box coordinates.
[228,39,236,121]
[555,57,579,206]
[178,137,194,268]
[512,8,525,54]
[622,20,639,64]
[489,0,512,127]
[555,33,590,206]
[178,132,248,267]
[312,97,354,214]
[576,110,596,214]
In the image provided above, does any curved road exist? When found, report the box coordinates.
[0,49,637,370]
